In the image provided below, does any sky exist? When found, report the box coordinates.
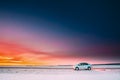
[0,0,120,65]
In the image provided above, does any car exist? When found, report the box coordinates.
[73,62,92,70]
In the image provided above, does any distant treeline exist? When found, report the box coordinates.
[92,63,120,65]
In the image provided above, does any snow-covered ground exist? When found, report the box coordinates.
[0,65,120,80]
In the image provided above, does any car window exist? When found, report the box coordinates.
[80,63,84,65]
[80,63,88,65]
[83,63,88,65]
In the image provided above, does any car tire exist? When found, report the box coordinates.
[87,67,91,70]
[75,67,79,70]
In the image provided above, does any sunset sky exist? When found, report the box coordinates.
[0,0,120,65]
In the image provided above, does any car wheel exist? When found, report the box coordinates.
[75,67,79,70]
[87,67,91,70]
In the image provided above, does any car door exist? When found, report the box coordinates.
[78,63,84,69]
[82,63,87,69]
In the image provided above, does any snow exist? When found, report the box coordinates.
[0,65,120,80]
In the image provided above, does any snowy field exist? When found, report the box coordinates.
[0,65,120,80]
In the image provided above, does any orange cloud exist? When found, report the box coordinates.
[0,41,53,65]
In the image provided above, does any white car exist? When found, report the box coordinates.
[73,62,92,70]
